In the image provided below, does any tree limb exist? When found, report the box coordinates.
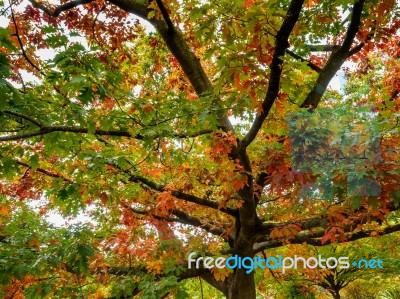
[154,0,174,33]
[301,0,366,108]
[28,0,234,134]
[240,0,305,148]
[260,216,327,234]
[0,125,134,141]
[0,124,213,141]
[254,223,400,252]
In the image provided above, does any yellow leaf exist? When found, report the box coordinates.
[148,10,155,19]
[212,266,230,281]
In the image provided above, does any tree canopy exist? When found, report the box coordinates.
[0,0,399,298]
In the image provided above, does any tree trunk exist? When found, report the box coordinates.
[227,268,256,299]
[331,289,341,299]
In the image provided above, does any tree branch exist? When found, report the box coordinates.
[28,0,234,134]
[127,173,238,217]
[286,49,322,73]
[130,207,233,242]
[347,22,376,56]
[4,110,42,127]
[254,223,400,252]
[260,216,327,234]
[28,0,94,17]
[154,0,174,33]
[0,124,212,141]
[240,0,305,148]
[301,0,366,108]
[0,125,134,141]
[10,4,44,76]
[16,160,73,183]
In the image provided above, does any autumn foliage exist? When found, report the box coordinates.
[0,0,399,298]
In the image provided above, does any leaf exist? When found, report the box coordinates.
[30,154,39,170]
[232,176,247,191]
[212,267,230,281]
[0,205,10,216]
[244,0,257,8]
[148,10,156,19]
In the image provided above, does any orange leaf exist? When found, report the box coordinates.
[244,0,257,8]
[143,104,155,113]
[232,177,246,191]
[0,205,10,216]
[234,73,241,88]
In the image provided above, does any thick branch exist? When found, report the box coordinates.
[154,0,174,33]
[301,0,366,108]
[268,224,400,251]
[106,0,234,133]
[0,125,133,141]
[31,0,234,134]
[257,198,400,248]
[92,264,214,296]
[348,22,376,56]
[241,0,305,148]
[104,264,222,295]
[260,216,327,234]
[0,124,212,141]
[254,223,400,252]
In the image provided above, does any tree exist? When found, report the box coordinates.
[0,0,399,298]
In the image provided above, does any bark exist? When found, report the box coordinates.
[227,268,256,299]
[301,0,366,108]
[330,289,341,299]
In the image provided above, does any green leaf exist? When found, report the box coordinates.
[30,154,39,170]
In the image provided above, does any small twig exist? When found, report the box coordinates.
[16,72,26,92]
[262,251,283,287]
[286,49,322,72]
[0,3,11,16]
[91,4,106,44]
[160,292,171,299]
[4,110,43,127]
[199,276,204,299]
[10,2,44,76]
[16,160,74,183]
